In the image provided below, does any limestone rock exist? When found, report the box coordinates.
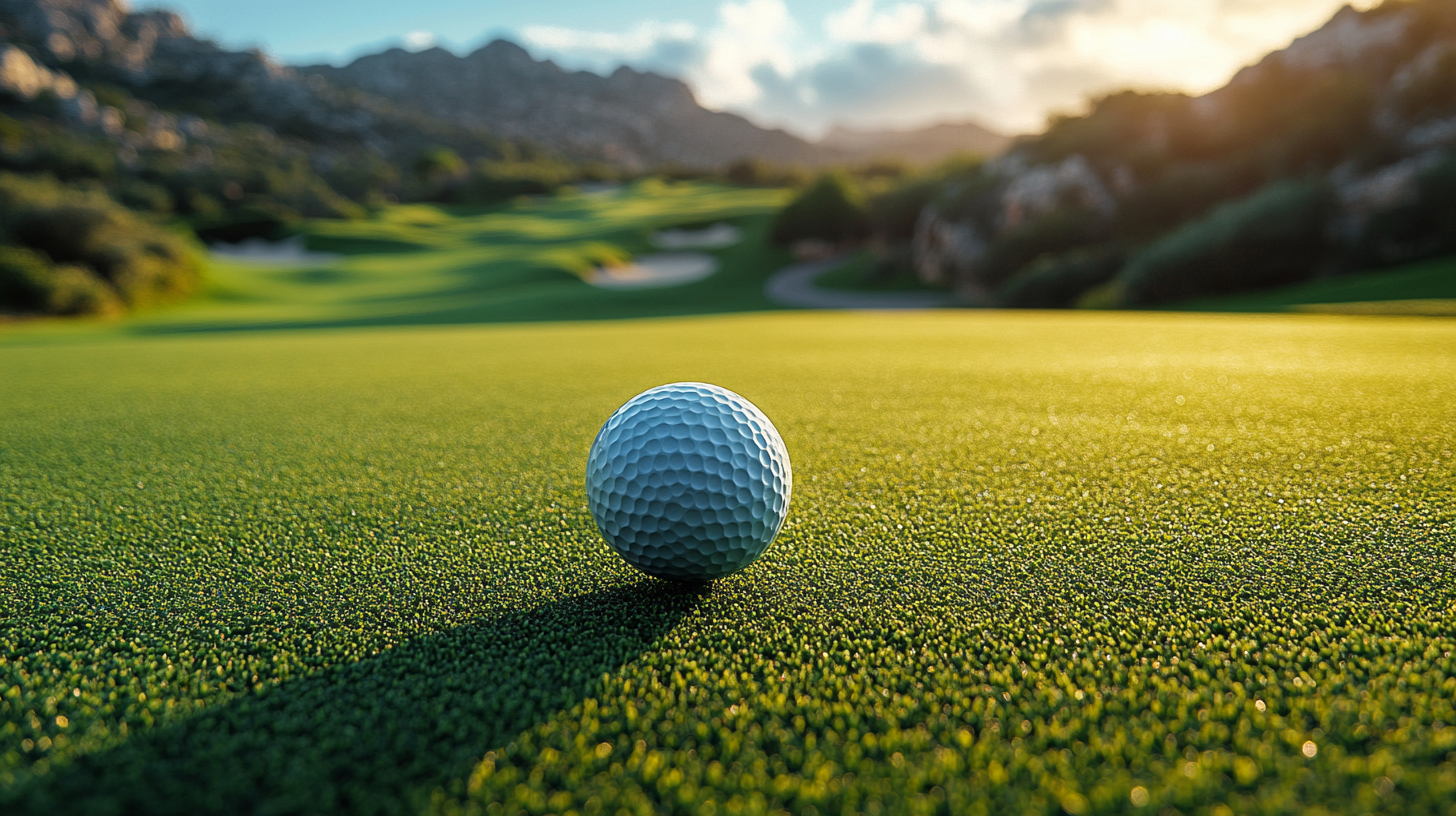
[911,205,987,293]
[996,155,1115,234]
[1274,4,1412,73]
[0,42,62,99]
[1330,152,1444,240]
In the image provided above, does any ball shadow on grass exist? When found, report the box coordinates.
[10,581,709,816]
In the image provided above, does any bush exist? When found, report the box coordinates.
[868,178,940,243]
[0,173,201,312]
[768,172,869,247]
[1114,180,1332,306]
[413,146,467,183]
[192,203,297,244]
[1113,161,1262,241]
[115,179,175,214]
[1350,158,1456,268]
[451,160,572,203]
[997,246,1126,308]
[723,158,811,188]
[979,207,1107,288]
[0,245,123,316]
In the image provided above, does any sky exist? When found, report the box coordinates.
[137,0,1376,139]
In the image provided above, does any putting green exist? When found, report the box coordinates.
[1,310,1452,814]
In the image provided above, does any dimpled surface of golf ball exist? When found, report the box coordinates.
[586,382,792,581]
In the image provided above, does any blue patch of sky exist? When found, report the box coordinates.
[135,0,842,66]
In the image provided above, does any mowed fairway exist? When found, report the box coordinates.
[1,312,1453,816]
[136,181,792,334]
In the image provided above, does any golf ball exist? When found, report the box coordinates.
[586,382,792,581]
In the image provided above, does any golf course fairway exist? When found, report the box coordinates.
[1,310,1452,815]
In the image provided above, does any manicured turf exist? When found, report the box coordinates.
[1174,255,1456,314]
[1,311,1452,815]
[130,180,790,334]
[812,253,945,294]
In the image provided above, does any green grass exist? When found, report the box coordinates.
[1173,255,1456,314]
[813,253,944,294]
[1,311,1452,815]
[48,180,787,336]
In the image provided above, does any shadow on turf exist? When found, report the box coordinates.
[10,580,709,816]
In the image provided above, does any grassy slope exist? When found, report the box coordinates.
[130,180,789,334]
[782,250,1456,311]
[1,312,1452,815]
[1173,255,1456,313]
[813,253,945,294]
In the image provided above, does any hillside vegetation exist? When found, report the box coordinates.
[0,172,199,315]
[799,0,1456,307]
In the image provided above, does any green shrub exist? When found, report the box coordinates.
[1114,179,1332,306]
[979,207,1107,288]
[997,245,1126,308]
[868,178,939,243]
[192,203,297,244]
[768,172,869,247]
[1075,278,1124,310]
[1350,158,1456,268]
[927,170,999,223]
[12,203,199,307]
[0,245,122,316]
[0,173,201,312]
[115,179,174,214]
[29,135,117,181]
[0,113,26,150]
[451,160,569,203]
[413,147,467,183]
[723,158,811,188]
[1113,161,1261,241]
[0,245,51,311]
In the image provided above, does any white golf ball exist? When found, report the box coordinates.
[586,382,792,581]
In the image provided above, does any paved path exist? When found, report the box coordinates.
[764,256,959,310]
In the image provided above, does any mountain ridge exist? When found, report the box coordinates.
[0,0,1012,170]
[298,39,835,171]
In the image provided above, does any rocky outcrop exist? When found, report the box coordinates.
[0,0,370,141]
[0,0,186,73]
[910,1,1456,295]
[1,0,842,170]
[0,42,107,127]
[1269,4,1412,73]
[302,41,834,171]
[907,152,1118,293]
[994,154,1115,234]
[0,41,70,98]
[1329,152,1444,241]
[911,205,988,297]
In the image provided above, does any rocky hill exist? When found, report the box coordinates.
[0,0,348,135]
[902,0,1456,305]
[0,0,853,172]
[300,42,834,172]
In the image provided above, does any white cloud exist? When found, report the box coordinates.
[518,0,1382,138]
[825,0,929,44]
[522,20,697,60]
[695,0,801,107]
[403,30,435,51]
[523,0,803,109]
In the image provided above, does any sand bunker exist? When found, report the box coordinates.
[587,252,718,289]
[650,223,742,250]
[575,182,623,197]
[210,235,343,266]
